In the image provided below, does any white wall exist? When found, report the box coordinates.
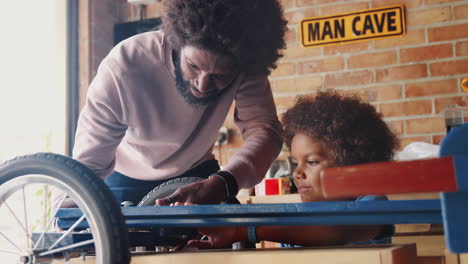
[0,2,67,261]
[0,0,67,162]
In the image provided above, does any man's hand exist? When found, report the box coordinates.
[156,176,227,205]
[187,226,246,249]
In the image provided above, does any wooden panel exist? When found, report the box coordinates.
[444,252,468,264]
[65,244,417,264]
[250,194,301,204]
[392,235,445,256]
[321,157,457,199]
[128,244,416,264]
[416,256,444,264]
[445,251,460,264]
[387,193,440,200]
[395,224,432,233]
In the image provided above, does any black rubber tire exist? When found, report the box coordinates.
[0,153,130,264]
[137,177,205,206]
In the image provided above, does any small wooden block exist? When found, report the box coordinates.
[249,194,301,204]
[392,235,445,256]
[321,157,457,199]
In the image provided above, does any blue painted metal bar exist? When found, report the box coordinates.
[441,191,468,253]
[56,199,442,229]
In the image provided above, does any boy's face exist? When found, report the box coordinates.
[289,133,333,202]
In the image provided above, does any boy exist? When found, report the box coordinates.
[186,90,399,248]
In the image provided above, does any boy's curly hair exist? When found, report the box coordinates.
[161,0,288,75]
[282,90,399,166]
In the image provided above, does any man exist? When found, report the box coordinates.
[73,0,288,206]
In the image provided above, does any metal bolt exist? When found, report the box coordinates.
[121,201,134,207]
[19,256,29,263]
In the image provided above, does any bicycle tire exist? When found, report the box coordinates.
[137,177,205,206]
[0,152,130,264]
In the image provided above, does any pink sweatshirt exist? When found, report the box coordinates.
[73,30,282,189]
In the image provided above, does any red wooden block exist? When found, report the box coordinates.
[321,157,458,199]
[265,178,291,195]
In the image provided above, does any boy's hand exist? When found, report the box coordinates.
[155,176,227,205]
[187,226,246,249]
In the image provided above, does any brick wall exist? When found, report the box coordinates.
[116,0,468,164]
[79,0,119,109]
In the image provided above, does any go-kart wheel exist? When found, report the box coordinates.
[137,177,205,206]
[0,153,130,264]
[136,176,252,250]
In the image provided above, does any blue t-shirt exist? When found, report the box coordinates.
[281,195,395,248]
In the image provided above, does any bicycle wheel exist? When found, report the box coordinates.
[0,153,130,264]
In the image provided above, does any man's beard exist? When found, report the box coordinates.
[173,52,220,108]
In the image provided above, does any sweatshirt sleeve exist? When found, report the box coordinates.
[222,75,283,189]
[73,59,131,179]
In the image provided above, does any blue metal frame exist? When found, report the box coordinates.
[54,123,468,253]
[55,195,467,253]
[57,200,443,229]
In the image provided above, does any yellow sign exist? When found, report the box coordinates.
[300,5,406,48]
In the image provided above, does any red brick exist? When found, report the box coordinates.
[325,70,373,87]
[270,63,296,78]
[434,96,468,113]
[454,4,468,20]
[282,44,322,61]
[456,40,468,56]
[350,85,402,102]
[376,64,427,82]
[405,79,458,98]
[274,95,297,112]
[146,3,163,18]
[348,51,397,69]
[425,0,465,5]
[429,23,468,42]
[280,0,295,9]
[119,3,138,22]
[432,134,445,145]
[371,0,422,9]
[406,117,446,134]
[399,136,432,150]
[274,75,323,93]
[430,59,468,76]
[298,57,345,74]
[400,44,452,63]
[324,42,371,55]
[319,2,369,16]
[285,28,297,43]
[380,100,432,117]
[375,29,425,49]
[284,8,319,24]
[297,0,337,7]
[386,120,404,135]
[407,6,451,27]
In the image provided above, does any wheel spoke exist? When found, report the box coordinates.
[38,239,94,257]
[33,195,67,250]
[0,249,21,255]
[0,232,22,252]
[22,186,30,249]
[0,198,34,247]
[48,214,86,250]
